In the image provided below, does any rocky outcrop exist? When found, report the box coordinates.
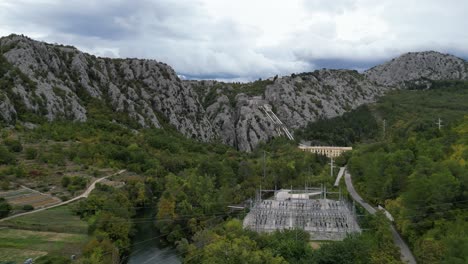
[365,51,468,87]
[191,71,389,151]
[0,93,16,122]
[1,35,467,151]
[230,94,278,152]
[264,70,389,129]
[0,34,214,141]
[189,81,279,152]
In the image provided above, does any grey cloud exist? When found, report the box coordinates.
[311,58,385,71]
[303,0,357,14]
[1,0,142,40]
[0,0,467,81]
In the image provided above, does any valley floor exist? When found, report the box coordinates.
[0,204,88,263]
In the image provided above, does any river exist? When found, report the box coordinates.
[126,209,181,264]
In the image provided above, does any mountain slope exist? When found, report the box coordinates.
[1,34,468,151]
[365,51,468,87]
[0,34,215,141]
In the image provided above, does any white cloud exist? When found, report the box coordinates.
[0,0,467,80]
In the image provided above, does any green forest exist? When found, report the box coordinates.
[348,82,468,264]
[298,80,468,263]
[0,80,467,263]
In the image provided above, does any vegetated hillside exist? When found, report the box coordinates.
[0,109,403,263]
[2,34,467,151]
[333,81,468,263]
[9,68,468,264]
[0,113,328,262]
[295,104,379,146]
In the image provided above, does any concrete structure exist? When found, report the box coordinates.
[334,167,346,187]
[298,144,352,158]
[243,188,361,240]
[262,104,295,140]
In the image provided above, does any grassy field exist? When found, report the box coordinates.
[0,228,87,263]
[0,204,88,263]
[0,187,61,210]
[1,204,87,234]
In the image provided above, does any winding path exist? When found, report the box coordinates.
[343,168,416,264]
[0,170,126,222]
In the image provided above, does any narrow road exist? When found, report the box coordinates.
[344,169,416,264]
[0,169,126,222]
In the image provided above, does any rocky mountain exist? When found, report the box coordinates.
[365,51,468,87]
[1,35,467,151]
[192,70,390,151]
[0,34,215,141]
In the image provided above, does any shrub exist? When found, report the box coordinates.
[22,204,34,211]
[35,255,71,264]
[61,176,71,187]
[0,197,12,217]
[63,176,87,192]
[25,147,38,159]
[1,180,10,190]
[0,146,15,165]
[4,138,22,152]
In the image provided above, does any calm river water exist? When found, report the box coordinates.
[126,209,180,264]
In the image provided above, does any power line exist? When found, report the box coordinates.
[99,213,229,262]
[142,201,468,263]
[124,214,229,264]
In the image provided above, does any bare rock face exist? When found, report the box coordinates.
[1,35,467,151]
[0,34,214,142]
[233,94,278,152]
[192,82,278,152]
[194,70,390,151]
[265,70,389,129]
[365,51,468,87]
[204,95,236,146]
[0,94,16,122]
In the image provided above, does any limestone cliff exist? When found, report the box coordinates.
[1,35,467,151]
[0,34,214,141]
[365,51,468,88]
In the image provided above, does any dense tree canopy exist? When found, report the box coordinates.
[348,81,468,263]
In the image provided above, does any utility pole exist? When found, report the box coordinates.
[275,174,277,192]
[263,150,266,179]
[383,119,386,138]
[259,185,262,201]
[436,117,443,130]
[339,186,342,201]
[329,157,335,177]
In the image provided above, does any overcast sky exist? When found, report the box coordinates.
[1,0,467,81]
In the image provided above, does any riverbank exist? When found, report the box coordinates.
[126,208,180,264]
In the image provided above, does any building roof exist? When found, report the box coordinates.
[275,189,322,200]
